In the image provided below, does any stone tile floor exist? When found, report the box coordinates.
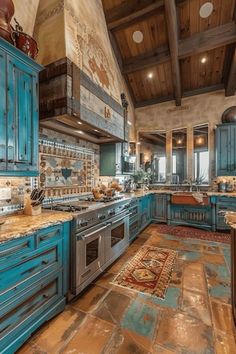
[18,224,236,354]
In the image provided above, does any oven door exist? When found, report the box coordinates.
[73,223,108,292]
[105,213,130,264]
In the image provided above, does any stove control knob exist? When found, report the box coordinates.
[109,211,115,216]
[80,221,88,227]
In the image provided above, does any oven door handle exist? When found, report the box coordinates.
[77,224,109,241]
[109,212,132,225]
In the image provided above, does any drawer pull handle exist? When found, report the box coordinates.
[43,294,50,299]
[0,241,29,257]
[42,260,49,265]
[39,230,60,242]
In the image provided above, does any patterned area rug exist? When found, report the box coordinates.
[112,245,177,299]
[151,224,231,244]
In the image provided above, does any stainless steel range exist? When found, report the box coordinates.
[44,198,131,298]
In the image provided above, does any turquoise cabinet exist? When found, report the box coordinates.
[0,38,42,176]
[0,222,70,353]
[100,143,121,176]
[138,195,152,231]
[216,123,236,176]
[152,194,169,222]
[170,204,212,230]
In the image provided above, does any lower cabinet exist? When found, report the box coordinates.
[152,194,168,222]
[0,222,70,354]
[138,195,152,231]
[170,204,212,230]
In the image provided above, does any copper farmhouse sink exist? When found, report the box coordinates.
[171,192,210,206]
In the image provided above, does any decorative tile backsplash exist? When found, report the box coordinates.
[39,138,95,198]
[0,127,100,214]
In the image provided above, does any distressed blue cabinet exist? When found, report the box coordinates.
[0,221,70,353]
[138,195,152,231]
[170,204,212,230]
[216,123,236,176]
[0,38,42,176]
[152,194,169,222]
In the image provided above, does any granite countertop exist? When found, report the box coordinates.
[225,212,236,229]
[0,210,73,244]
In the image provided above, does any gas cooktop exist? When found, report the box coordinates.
[43,203,89,213]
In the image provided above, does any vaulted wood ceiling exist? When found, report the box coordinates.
[102,0,236,107]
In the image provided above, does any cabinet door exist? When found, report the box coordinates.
[0,48,7,170]
[230,126,236,173]
[216,126,231,176]
[153,195,167,221]
[7,56,38,174]
[100,144,116,176]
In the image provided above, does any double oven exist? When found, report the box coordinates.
[70,201,130,297]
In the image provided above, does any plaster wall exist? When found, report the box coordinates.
[13,0,40,36]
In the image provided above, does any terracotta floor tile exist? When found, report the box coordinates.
[138,287,181,309]
[145,234,163,247]
[16,342,44,354]
[70,284,108,313]
[30,307,86,353]
[182,262,207,294]
[215,330,236,354]
[181,289,212,326]
[104,327,150,354]
[200,253,226,265]
[207,278,231,304]
[94,271,116,289]
[211,300,235,335]
[62,315,115,354]
[93,289,131,325]
[201,245,221,254]
[152,344,176,354]
[155,309,214,353]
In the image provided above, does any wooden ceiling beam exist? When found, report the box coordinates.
[122,22,236,75]
[106,0,164,31]
[123,45,170,74]
[179,22,236,59]
[164,0,182,106]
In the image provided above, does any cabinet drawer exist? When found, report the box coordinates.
[0,271,63,347]
[217,197,236,204]
[36,225,63,248]
[0,241,62,305]
[0,236,35,270]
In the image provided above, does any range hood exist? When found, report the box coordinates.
[39,58,128,144]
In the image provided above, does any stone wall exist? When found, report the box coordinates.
[136,90,236,183]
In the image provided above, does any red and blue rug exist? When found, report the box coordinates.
[148,224,231,244]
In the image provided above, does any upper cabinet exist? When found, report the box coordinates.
[0,38,42,176]
[216,123,236,176]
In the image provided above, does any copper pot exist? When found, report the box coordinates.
[13,31,38,59]
[0,0,15,44]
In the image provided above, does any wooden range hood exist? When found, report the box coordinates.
[39,58,128,144]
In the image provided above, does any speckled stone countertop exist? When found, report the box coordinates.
[225,212,236,229]
[0,211,73,244]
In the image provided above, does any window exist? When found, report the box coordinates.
[193,124,209,184]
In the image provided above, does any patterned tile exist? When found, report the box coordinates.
[182,262,207,294]
[121,298,160,340]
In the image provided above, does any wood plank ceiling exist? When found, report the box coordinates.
[102,0,236,107]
